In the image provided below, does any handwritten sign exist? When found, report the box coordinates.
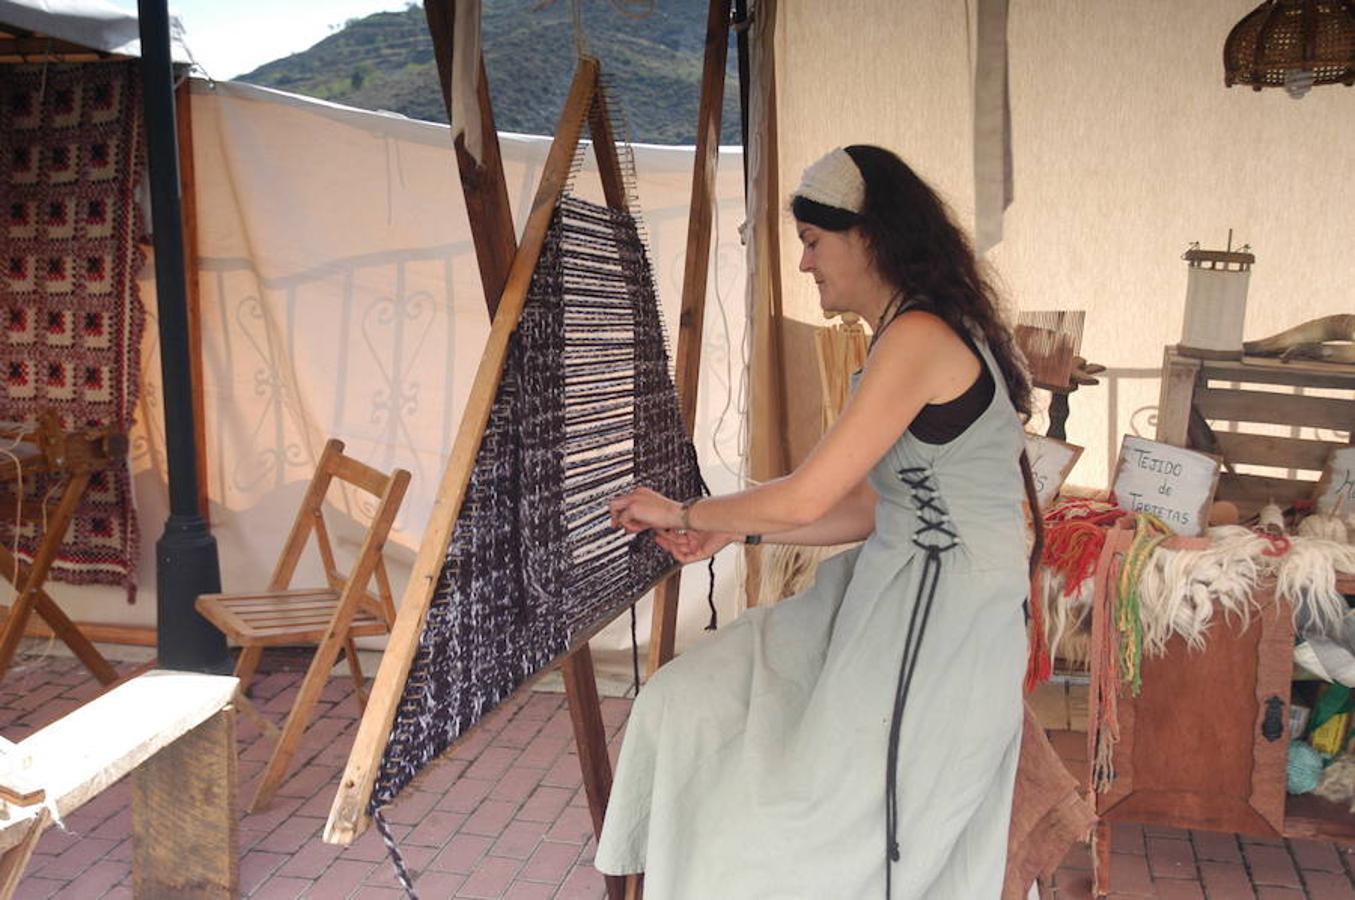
[1110,435,1220,537]
[1024,433,1083,509]
[1315,446,1355,511]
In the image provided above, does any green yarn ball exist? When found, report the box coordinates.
[1288,741,1325,795]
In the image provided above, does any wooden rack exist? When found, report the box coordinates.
[1155,345,1355,520]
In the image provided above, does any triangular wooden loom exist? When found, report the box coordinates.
[323,5,730,890]
[324,50,619,841]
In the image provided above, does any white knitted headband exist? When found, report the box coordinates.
[793,147,866,214]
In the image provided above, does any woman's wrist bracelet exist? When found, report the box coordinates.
[744,534,763,546]
[679,497,699,530]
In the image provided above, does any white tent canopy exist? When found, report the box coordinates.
[0,0,192,62]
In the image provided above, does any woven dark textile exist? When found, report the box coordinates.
[371,196,703,816]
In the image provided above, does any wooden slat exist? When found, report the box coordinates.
[1206,355,1355,391]
[1217,472,1317,507]
[331,454,390,497]
[1195,387,1355,433]
[1212,432,1341,473]
[204,589,336,605]
[0,604,155,648]
[324,58,602,845]
[1154,348,1201,447]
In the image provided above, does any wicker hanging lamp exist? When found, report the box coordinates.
[1224,0,1355,97]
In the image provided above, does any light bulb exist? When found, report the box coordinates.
[1284,68,1315,99]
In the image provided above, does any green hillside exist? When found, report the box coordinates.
[239,1,741,145]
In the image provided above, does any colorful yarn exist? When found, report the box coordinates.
[1288,741,1325,794]
[1024,568,1053,692]
[1040,498,1123,597]
[1090,549,1124,792]
[1115,514,1171,696]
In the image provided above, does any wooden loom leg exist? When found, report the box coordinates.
[132,707,237,897]
[561,646,627,900]
[0,508,119,686]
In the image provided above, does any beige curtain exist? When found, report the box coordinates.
[764,0,1355,492]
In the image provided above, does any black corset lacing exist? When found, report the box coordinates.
[885,466,960,899]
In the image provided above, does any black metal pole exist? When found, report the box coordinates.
[137,0,229,673]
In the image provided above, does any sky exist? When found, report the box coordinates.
[108,0,413,81]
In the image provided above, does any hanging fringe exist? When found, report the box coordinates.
[1024,567,1053,692]
[1115,514,1171,695]
[1089,541,1123,793]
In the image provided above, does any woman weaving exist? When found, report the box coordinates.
[598,145,1036,898]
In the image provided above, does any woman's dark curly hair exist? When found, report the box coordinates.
[792,144,1033,420]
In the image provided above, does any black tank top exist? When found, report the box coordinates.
[895,306,995,445]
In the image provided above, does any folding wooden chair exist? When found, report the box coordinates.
[196,438,409,811]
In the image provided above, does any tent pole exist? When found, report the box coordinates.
[174,78,210,524]
[137,0,228,673]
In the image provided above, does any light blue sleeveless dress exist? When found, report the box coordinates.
[596,323,1030,899]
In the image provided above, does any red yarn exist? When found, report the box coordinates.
[1025,569,1053,692]
[1039,498,1122,597]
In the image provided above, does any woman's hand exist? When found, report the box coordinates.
[608,487,684,534]
[655,528,738,564]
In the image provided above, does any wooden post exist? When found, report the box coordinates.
[425,0,517,312]
[175,76,210,523]
[648,0,732,675]
[561,647,628,900]
[325,59,602,845]
[132,706,237,897]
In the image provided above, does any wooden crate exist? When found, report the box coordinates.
[1154,345,1355,520]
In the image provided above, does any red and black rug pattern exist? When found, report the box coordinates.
[0,63,147,596]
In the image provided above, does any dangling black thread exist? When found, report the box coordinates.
[630,604,641,696]
[704,556,718,630]
[374,809,418,899]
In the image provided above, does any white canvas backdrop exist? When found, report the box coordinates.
[775,0,1355,483]
[47,78,752,677]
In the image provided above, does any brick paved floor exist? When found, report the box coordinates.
[6,648,1355,898]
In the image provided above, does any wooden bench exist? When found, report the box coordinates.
[0,670,238,898]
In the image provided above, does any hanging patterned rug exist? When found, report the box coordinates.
[370,195,704,888]
[0,63,146,595]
